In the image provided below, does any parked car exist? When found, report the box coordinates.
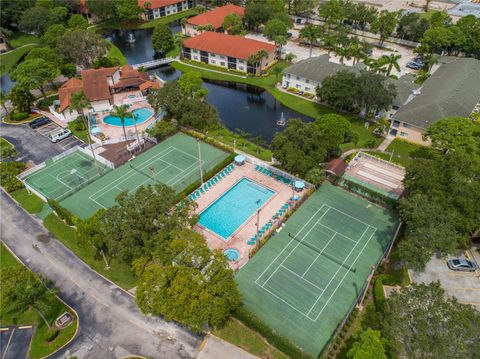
[287,32,293,38]
[447,258,477,272]
[28,117,50,129]
[48,128,71,143]
[406,61,423,70]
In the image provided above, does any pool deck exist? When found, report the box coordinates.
[193,162,307,269]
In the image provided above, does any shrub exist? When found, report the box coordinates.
[45,329,59,342]
[47,198,77,226]
[9,112,29,122]
[0,162,26,192]
[37,96,58,111]
[374,275,386,314]
[146,119,178,141]
[71,116,87,131]
[234,307,312,359]
[361,302,382,330]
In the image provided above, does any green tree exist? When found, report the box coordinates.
[0,89,9,114]
[55,29,108,67]
[43,24,67,48]
[178,72,204,98]
[383,282,480,359]
[288,0,316,16]
[317,70,358,111]
[425,116,480,154]
[299,24,322,57]
[419,26,452,54]
[196,24,216,32]
[0,0,35,30]
[305,167,325,187]
[378,53,401,76]
[315,113,352,150]
[68,14,88,29]
[318,0,344,32]
[222,13,245,35]
[7,86,35,113]
[25,46,63,67]
[135,230,241,332]
[271,119,328,176]
[19,6,53,34]
[284,52,296,63]
[371,10,398,46]
[86,0,117,20]
[263,18,288,47]
[347,329,387,359]
[115,0,143,22]
[110,104,133,143]
[355,71,397,117]
[147,81,184,115]
[176,98,219,129]
[245,2,270,30]
[10,59,59,99]
[152,24,174,53]
[397,12,430,41]
[0,267,52,329]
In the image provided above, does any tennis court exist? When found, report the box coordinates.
[236,182,399,356]
[59,133,229,219]
[22,150,111,201]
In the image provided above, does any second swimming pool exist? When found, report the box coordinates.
[199,178,275,239]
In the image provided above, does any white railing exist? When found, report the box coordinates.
[77,146,115,169]
[132,57,174,70]
[51,146,81,162]
[18,162,47,180]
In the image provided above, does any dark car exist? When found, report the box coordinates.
[447,258,477,272]
[28,117,50,129]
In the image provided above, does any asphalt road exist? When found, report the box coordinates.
[0,189,201,359]
[0,325,34,359]
[0,121,65,164]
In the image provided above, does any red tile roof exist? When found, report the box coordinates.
[59,78,83,113]
[138,0,183,9]
[325,158,348,176]
[183,32,276,60]
[187,4,245,28]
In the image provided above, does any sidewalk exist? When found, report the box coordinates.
[197,335,258,359]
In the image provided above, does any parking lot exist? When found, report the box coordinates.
[0,325,34,359]
[33,121,83,150]
[410,251,480,310]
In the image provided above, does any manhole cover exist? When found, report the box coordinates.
[36,234,50,243]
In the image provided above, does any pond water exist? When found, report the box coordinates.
[1,72,15,94]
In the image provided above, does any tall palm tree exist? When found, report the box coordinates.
[70,91,101,176]
[299,24,321,58]
[110,104,140,146]
[256,49,268,74]
[424,53,438,73]
[365,58,386,74]
[379,54,401,76]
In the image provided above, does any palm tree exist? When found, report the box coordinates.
[110,104,139,145]
[365,58,386,74]
[379,54,401,76]
[299,24,321,58]
[70,91,101,176]
[284,52,296,63]
[256,49,268,74]
[424,53,438,73]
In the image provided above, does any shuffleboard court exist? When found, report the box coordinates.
[59,133,229,219]
[23,150,111,201]
[236,182,399,357]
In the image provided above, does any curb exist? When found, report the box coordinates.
[0,241,81,359]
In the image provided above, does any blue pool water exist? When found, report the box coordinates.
[103,107,153,126]
[224,248,240,261]
[199,178,275,239]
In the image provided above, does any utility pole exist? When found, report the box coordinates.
[197,138,203,184]
[100,249,110,270]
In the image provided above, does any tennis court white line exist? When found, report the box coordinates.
[305,225,370,318]
[317,223,359,244]
[256,205,330,287]
[25,152,91,181]
[255,205,328,286]
[173,146,201,161]
[167,160,202,187]
[55,176,72,190]
[311,228,377,321]
[328,206,378,230]
[88,146,176,199]
[255,282,315,321]
[280,265,325,292]
[301,233,337,277]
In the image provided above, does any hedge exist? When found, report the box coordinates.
[47,198,77,226]
[233,307,312,359]
[374,275,386,314]
[0,161,26,192]
[9,112,29,121]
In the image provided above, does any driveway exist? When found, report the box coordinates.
[410,252,480,310]
[0,189,201,359]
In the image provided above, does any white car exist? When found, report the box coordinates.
[48,128,72,143]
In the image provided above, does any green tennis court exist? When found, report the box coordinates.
[23,150,111,201]
[236,182,399,357]
[59,133,229,219]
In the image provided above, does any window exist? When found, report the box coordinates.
[306,79,310,84]
[400,131,408,138]
[287,74,290,79]
[305,87,310,91]
[296,84,301,89]
[220,62,225,66]
[403,123,412,128]
[193,55,199,60]
[296,76,300,80]
[239,66,244,71]
[211,60,216,64]
[392,120,400,128]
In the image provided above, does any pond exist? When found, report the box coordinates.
[1,72,15,94]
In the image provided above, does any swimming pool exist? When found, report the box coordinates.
[199,178,275,239]
[103,107,154,126]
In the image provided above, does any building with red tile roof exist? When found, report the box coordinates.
[139,0,195,21]
[183,4,244,36]
[182,32,276,74]
[56,65,160,122]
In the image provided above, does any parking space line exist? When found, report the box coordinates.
[91,294,110,307]
[18,325,32,329]
[0,328,9,331]
[2,328,14,359]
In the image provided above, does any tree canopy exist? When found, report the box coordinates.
[347,329,387,359]
[222,13,245,35]
[55,28,108,67]
[19,5,68,35]
[10,58,59,99]
[383,282,480,359]
[152,24,174,53]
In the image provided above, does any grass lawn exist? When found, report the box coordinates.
[213,318,289,359]
[172,60,380,151]
[3,112,42,125]
[0,44,39,75]
[91,8,199,30]
[107,42,128,65]
[10,189,45,214]
[371,139,429,167]
[166,44,180,58]
[0,137,17,159]
[67,122,89,143]
[43,213,137,289]
[0,243,77,359]
[8,32,43,48]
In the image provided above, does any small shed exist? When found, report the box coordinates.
[325,158,348,177]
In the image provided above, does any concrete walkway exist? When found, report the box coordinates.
[377,136,395,152]
[197,335,258,359]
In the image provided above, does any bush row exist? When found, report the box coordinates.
[374,275,386,314]
[47,198,77,226]
[181,126,234,154]
[233,307,312,359]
